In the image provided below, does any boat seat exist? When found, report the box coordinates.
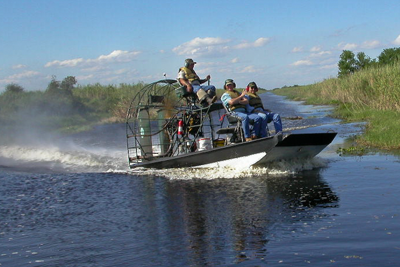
[175,84,197,106]
[219,104,246,143]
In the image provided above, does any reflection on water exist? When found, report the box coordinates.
[125,168,339,266]
[0,168,338,266]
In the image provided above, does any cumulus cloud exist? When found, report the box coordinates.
[45,58,84,68]
[337,42,358,50]
[12,64,27,69]
[172,37,231,56]
[310,46,321,52]
[361,40,381,49]
[254,37,270,47]
[234,37,270,49]
[319,64,337,70]
[393,35,400,45]
[172,37,270,57]
[0,70,41,84]
[310,51,332,57]
[239,65,259,73]
[44,50,141,68]
[291,47,303,53]
[291,60,313,66]
[337,40,381,51]
[93,50,140,63]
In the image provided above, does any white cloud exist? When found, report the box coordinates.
[254,37,270,47]
[0,70,41,84]
[361,40,381,49]
[172,37,270,57]
[45,58,84,68]
[319,64,337,70]
[292,47,303,53]
[44,50,141,68]
[234,37,270,49]
[12,64,27,69]
[337,42,358,50]
[231,58,239,63]
[337,40,381,51]
[393,35,400,45]
[172,37,231,56]
[92,50,140,63]
[291,60,313,66]
[239,65,259,73]
[12,71,40,79]
[310,51,332,57]
[310,46,321,52]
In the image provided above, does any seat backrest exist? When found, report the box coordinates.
[222,102,242,125]
[174,85,188,99]
[175,80,197,98]
[175,80,198,108]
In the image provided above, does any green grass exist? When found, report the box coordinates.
[273,64,400,150]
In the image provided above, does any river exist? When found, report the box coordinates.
[0,92,399,266]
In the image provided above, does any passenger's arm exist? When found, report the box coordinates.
[228,95,248,105]
[179,78,193,93]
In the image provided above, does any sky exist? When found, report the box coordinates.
[1,0,400,92]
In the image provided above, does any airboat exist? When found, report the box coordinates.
[125,79,336,169]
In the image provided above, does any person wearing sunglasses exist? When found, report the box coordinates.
[245,81,282,137]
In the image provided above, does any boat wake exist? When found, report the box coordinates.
[127,157,329,180]
[0,144,127,173]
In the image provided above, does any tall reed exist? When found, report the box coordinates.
[278,64,400,112]
[274,64,400,150]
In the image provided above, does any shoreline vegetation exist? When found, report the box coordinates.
[1,48,399,151]
[0,79,143,139]
[273,63,400,151]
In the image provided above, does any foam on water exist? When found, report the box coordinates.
[0,144,127,173]
[127,157,329,180]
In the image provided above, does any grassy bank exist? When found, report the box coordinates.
[273,64,400,150]
[0,82,144,144]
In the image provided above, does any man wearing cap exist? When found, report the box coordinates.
[245,81,283,136]
[177,58,217,107]
[221,79,262,142]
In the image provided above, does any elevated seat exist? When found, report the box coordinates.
[175,84,197,107]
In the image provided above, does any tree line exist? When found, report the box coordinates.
[338,47,400,78]
[0,76,141,136]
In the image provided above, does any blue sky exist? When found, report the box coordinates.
[1,0,400,92]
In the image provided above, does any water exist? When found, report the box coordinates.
[1,93,400,266]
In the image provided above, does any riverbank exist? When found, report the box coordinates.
[272,64,400,151]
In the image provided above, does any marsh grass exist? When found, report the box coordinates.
[274,64,400,150]
[73,82,144,120]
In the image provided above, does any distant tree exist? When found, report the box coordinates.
[60,76,77,92]
[338,50,357,78]
[46,75,77,96]
[5,83,24,93]
[46,75,61,94]
[378,47,400,65]
[355,52,373,70]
